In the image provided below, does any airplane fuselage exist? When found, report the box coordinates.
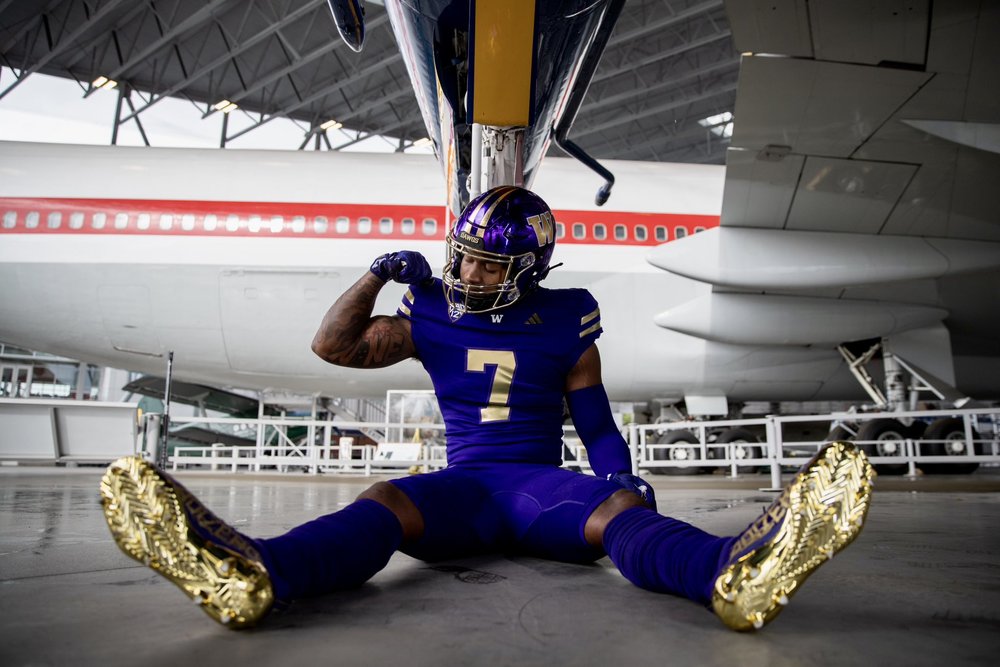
[0,141,865,403]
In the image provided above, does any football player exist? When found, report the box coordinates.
[100,186,873,632]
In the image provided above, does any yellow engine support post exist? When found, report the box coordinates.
[471,0,536,127]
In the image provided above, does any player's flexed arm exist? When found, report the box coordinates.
[311,251,431,368]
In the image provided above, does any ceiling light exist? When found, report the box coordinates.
[92,76,117,90]
[213,99,238,113]
[320,119,343,131]
[412,137,432,147]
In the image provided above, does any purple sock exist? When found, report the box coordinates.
[604,506,736,605]
[255,499,403,600]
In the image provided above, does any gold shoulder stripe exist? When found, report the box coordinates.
[398,288,414,317]
[581,307,600,326]
[580,322,602,338]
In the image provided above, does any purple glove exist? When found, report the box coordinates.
[370,250,433,284]
[607,472,657,512]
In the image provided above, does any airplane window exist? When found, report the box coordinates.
[572,223,585,239]
[655,225,667,242]
[183,214,197,231]
[247,215,261,233]
[291,216,305,233]
[593,224,606,240]
[92,212,106,229]
[115,213,129,230]
[2,211,15,228]
[204,214,218,231]
[26,212,39,228]
[358,217,372,234]
[402,217,415,235]
[160,214,174,231]
[614,224,626,240]
[422,218,437,235]
[335,216,349,233]
[694,226,705,233]
[137,213,150,230]
[635,225,647,241]
[226,215,240,232]
[556,222,565,239]
[379,217,393,234]
[69,212,84,229]
[675,226,687,239]
[269,216,283,233]
[314,216,328,234]
[47,212,62,229]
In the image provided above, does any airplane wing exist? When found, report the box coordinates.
[648,0,1000,401]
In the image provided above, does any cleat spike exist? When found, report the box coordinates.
[777,594,789,606]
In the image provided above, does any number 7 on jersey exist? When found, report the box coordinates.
[466,349,517,423]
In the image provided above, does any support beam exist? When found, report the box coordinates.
[0,0,130,100]
[224,70,410,143]
[117,0,328,116]
[203,13,392,118]
[572,82,738,141]
[84,0,238,98]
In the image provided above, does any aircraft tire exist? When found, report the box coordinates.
[918,417,980,475]
[649,430,706,476]
[716,427,763,473]
[856,418,910,476]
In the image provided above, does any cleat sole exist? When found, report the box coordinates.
[711,441,873,632]
[99,456,274,629]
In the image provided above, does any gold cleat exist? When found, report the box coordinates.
[711,441,873,631]
[99,456,274,629]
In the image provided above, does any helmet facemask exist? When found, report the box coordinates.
[442,237,539,319]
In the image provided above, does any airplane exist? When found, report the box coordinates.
[0,138,754,405]
[1,0,999,446]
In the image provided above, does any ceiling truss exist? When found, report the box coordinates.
[0,0,738,163]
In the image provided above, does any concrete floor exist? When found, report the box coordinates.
[1,465,998,667]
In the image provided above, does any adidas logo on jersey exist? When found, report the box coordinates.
[525,313,543,325]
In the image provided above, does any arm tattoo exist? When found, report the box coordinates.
[312,273,415,368]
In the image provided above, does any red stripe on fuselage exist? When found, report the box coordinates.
[0,197,720,245]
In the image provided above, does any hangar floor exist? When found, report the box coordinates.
[1,465,998,667]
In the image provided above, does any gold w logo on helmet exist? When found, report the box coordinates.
[526,211,554,247]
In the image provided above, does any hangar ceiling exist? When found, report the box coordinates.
[0,0,738,163]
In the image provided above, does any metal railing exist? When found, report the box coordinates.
[152,407,1000,481]
[631,407,1000,488]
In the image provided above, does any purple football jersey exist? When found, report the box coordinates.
[397,278,602,465]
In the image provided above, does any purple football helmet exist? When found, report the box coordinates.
[443,186,556,319]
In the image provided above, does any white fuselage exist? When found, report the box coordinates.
[0,141,860,403]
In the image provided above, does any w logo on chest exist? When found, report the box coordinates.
[491,314,504,323]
